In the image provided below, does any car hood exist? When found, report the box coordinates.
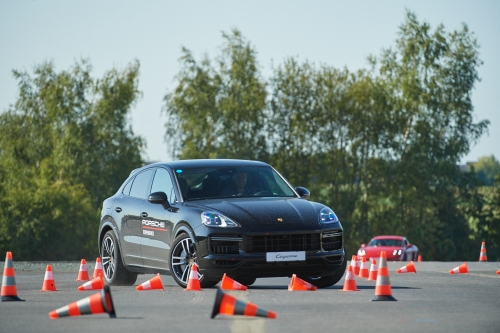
[188,198,322,232]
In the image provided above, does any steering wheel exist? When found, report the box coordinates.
[243,189,273,196]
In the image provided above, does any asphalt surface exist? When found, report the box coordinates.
[1,261,499,333]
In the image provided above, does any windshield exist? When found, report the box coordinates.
[174,166,296,201]
[369,239,403,247]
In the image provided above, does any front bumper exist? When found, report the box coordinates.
[195,229,344,280]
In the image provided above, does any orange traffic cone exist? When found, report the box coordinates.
[288,274,317,291]
[397,261,416,274]
[351,255,360,276]
[358,257,369,278]
[368,259,378,281]
[372,251,396,301]
[417,255,422,262]
[41,265,58,291]
[338,265,359,291]
[211,287,276,319]
[76,259,89,281]
[136,274,164,291]
[79,276,104,291]
[479,242,487,262]
[450,262,469,274]
[221,274,247,291]
[496,270,500,275]
[49,285,116,319]
[1,252,24,301]
[93,258,104,278]
[185,263,201,291]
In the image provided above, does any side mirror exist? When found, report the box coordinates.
[148,191,170,208]
[406,243,412,248]
[294,187,310,199]
[361,244,366,248]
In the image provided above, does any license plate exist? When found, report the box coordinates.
[266,251,305,262]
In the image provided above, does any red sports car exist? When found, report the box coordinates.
[357,235,418,261]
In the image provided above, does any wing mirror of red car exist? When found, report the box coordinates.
[361,244,366,248]
[406,243,412,248]
[148,191,170,209]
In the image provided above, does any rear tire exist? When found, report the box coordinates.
[101,230,138,286]
[299,257,347,288]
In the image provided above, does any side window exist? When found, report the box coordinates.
[129,169,155,199]
[122,179,133,196]
[151,168,175,204]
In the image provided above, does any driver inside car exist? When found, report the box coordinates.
[221,171,248,196]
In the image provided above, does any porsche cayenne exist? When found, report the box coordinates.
[98,159,345,288]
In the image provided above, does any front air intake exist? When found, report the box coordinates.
[322,232,343,251]
[209,236,242,254]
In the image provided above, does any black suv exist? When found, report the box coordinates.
[98,159,345,288]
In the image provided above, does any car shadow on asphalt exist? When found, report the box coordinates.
[246,285,421,290]
[346,285,421,290]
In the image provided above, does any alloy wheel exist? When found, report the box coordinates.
[101,235,116,280]
[170,236,204,285]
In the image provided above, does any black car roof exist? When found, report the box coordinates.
[140,159,270,172]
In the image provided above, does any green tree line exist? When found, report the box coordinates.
[0,60,144,260]
[164,12,500,260]
[1,11,498,261]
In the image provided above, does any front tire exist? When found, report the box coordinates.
[299,257,347,288]
[234,276,257,286]
[101,230,137,286]
[169,233,218,288]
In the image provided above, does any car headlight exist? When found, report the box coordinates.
[201,212,240,227]
[319,207,339,224]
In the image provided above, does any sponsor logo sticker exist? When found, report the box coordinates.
[141,219,167,232]
[143,229,154,236]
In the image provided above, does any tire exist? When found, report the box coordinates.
[234,276,257,286]
[169,233,219,288]
[402,253,408,261]
[101,230,138,286]
[299,257,347,288]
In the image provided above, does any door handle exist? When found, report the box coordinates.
[115,207,122,213]
[141,212,148,218]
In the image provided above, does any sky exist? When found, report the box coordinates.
[1,0,499,164]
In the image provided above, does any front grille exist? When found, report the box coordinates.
[246,234,321,253]
[322,232,343,251]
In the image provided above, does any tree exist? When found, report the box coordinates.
[163,13,491,260]
[164,29,267,160]
[0,60,144,260]
[369,11,489,259]
[472,155,500,186]
[267,59,318,187]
